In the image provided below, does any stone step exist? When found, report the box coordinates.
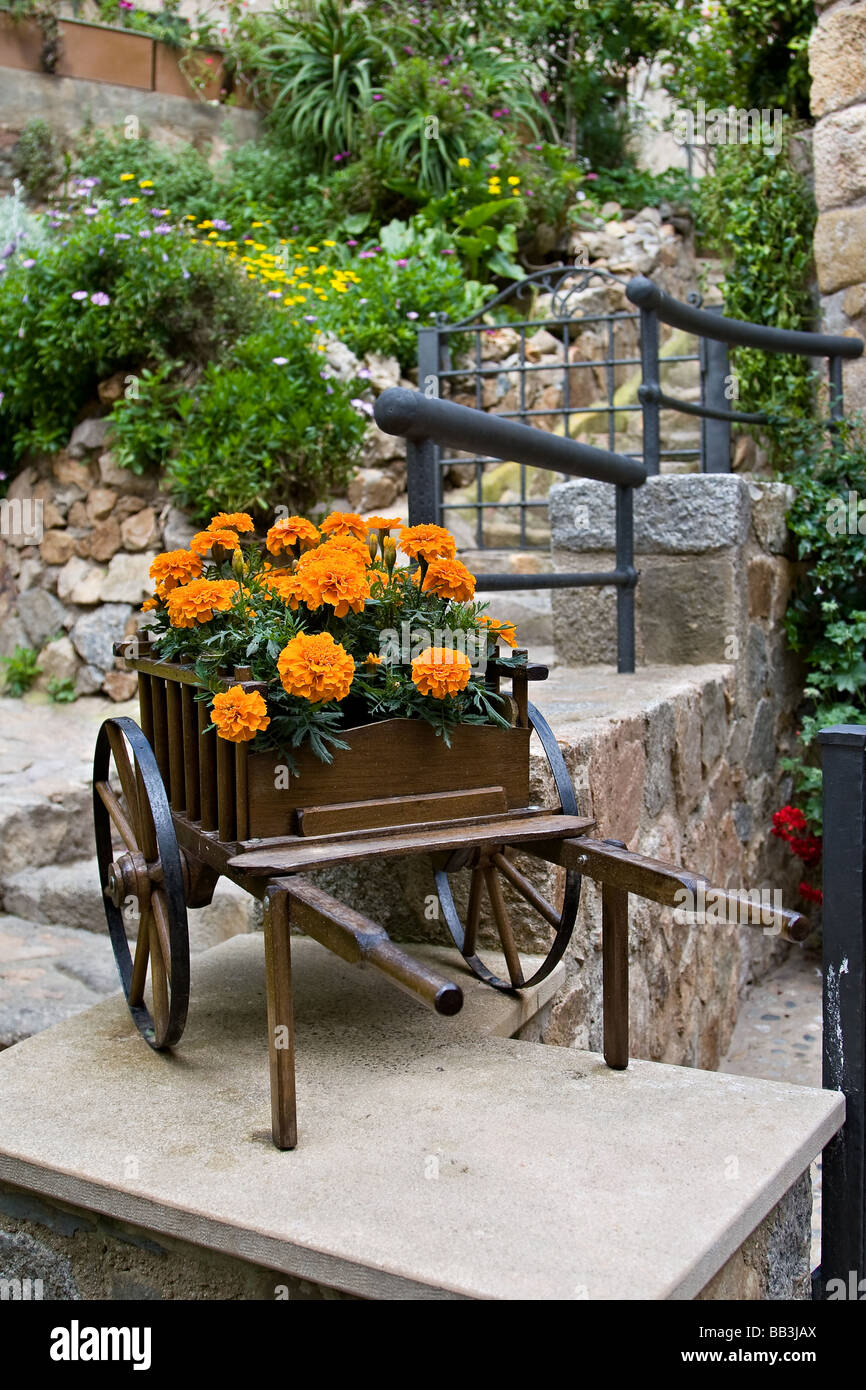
[0,858,256,947]
[0,915,120,1048]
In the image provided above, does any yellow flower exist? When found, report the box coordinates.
[120,173,135,182]
[211,686,270,743]
[508,176,520,186]
[457,157,471,167]
[411,647,472,699]
[139,180,154,188]
[277,632,355,704]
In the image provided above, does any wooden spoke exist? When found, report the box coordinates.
[128,905,151,1007]
[482,862,525,988]
[464,866,484,957]
[106,723,141,840]
[492,850,561,930]
[150,889,173,987]
[149,911,170,1046]
[94,780,138,855]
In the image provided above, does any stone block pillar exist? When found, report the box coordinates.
[810,0,866,408]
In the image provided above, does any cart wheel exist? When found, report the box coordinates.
[434,701,581,992]
[93,716,189,1049]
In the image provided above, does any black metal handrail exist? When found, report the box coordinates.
[374,388,644,673]
[626,275,865,471]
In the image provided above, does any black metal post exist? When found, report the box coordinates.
[829,355,844,427]
[615,485,636,673]
[411,327,442,525]
[701,308,732,472]
[818,725,866,1295]
[638,306,661,476]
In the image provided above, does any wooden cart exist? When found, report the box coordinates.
[93,633,809,1149]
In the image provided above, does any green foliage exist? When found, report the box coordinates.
[11,119,60,199]
[696,129,817,426]
[313,220,488,370]
[0,645,41,697]
[158,325,367,523]
[0,199,261,471]
[777,416,866,830]
[257,0,394,168]
[46,676,77,703]
[581,165,695,216]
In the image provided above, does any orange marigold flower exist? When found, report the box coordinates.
[296,546,370,616]
[364,652,382,667]
[411,646,472,699]
[320,533,373,566]
[149,549,203,596]
[141,597,159,612]
[165,578,236,628]
[211,685,270,743]
[277,632,355,704]
[259,570,302,609]
[398,523,457,563]
[266,515,320,556]
[190,528,241,557]
[421,556,476,602]
[479,615,518,648]
[207,512,255,534]
[366,515,402,532]
[320,511,368,541]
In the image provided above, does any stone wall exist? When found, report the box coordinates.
[810,0,866,410]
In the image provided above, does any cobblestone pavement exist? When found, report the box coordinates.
[719,948,824,1273]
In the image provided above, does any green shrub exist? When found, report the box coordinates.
[158,324,367,522]
[0,646,41,696]
[11,119,61,199]
[46,676,76,703]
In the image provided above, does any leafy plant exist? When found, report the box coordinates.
[11,119,61,199]
[257,0,394,168]
[163,325,367,522]
[46,676,77,703]
[0,645,41,696]
[778,415,866,832]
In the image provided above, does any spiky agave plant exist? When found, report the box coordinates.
[258,0,395,169]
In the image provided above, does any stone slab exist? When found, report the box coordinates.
[0,934,842,1300]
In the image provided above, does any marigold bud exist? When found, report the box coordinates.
[368,532,379,563]
[383,536,397,574]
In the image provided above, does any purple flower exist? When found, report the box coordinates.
[119,197,134,206]
[356,366,371,380]
[346,239,358,247]
[372,93,383,101]
[114,232,131,240]
[71,290,88,301]
[267,290,282,299]
[394,258,409,268]
[272,356,289,365]
[406,311,419,320]
[90,292,110,306]
[326,384,333,395]
[182,270,190,280]
[303,315,317,323]
[350,398,374,417]
[212,219,231,231]
[586,172,598,180]
[359,249,377,259]
[440,248,455,255]
[438,78,448,87]
[153,223,172,234]
[20,258,35,269]
[403,46,414,54]
[139,229,151,238]
[358,297,368,304]
[83,206,99,216]
[151,207,168,216]
[161,252,169,263]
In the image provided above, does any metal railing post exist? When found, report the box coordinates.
[817,724,866,1295]
[412,326,443,525]
[615,485,636,673]
[701,307,732,472]
[638,305,661,476]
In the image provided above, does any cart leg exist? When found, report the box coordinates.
[602,882,629,1070]
[263,887,297,1150]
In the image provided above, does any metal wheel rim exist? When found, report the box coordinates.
[434,701,582,992]
[93,716,189,1049]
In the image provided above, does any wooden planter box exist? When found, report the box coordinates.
[124,646,531,845]
[0,12,241,103]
